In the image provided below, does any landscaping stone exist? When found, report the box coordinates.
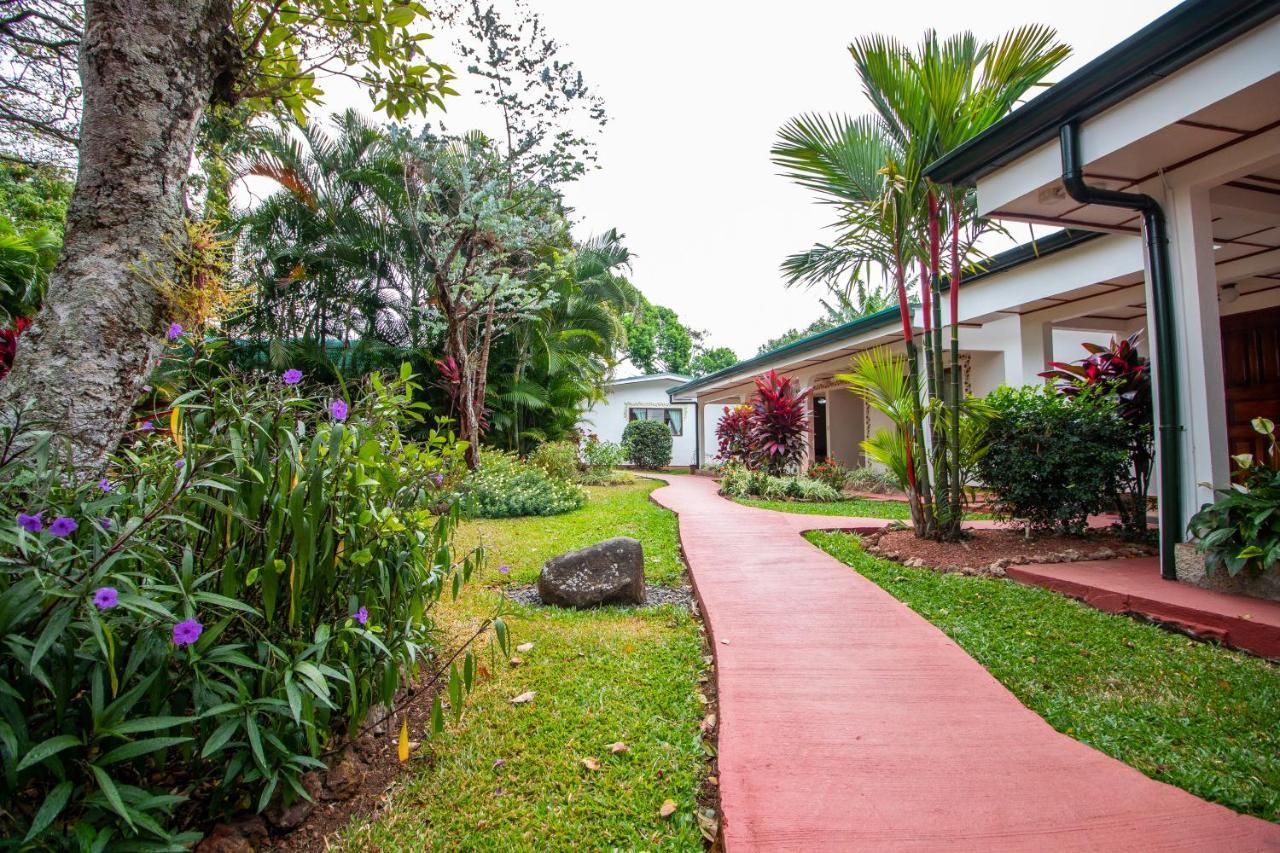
[537,537,646,608]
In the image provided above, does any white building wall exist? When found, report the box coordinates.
[577,377,698,467]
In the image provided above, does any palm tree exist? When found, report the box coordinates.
[775,26,1070,539]
[488,230,634,452]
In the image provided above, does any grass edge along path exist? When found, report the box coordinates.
[738,495,993,520]
[334,481,710,850]
[806,530,1280,822]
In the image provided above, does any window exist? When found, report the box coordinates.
[628,407,683,436]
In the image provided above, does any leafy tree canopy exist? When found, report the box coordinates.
[0,0,456,164]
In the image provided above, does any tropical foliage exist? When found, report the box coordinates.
[1189,418,1280,576]
[714,404,754,466]
[578,437,627,484]
[1041,332,1154,539]
[749,370,812,476]
[773,27,1070,539]
[719,463,841,502]
[0,350,499,846]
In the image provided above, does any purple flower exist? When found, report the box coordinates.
[93,587,119,610]
[430,473,444,487]
[354,606,368,625]
[166,323,183,341]
[48,516,77,537]
[99,517,112,531]
[175,459,185,470]
[282,369,303,385]
[173,618,203,646]
[98,478,111,493]
[498,564,510,575]
[17,511,43,533]
[329,399,348,421]
[141,420,154,432]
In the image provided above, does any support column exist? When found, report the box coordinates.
[1165,185,1230,525]
[1002,315,1054,386]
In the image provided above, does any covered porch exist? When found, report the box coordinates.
[927,10,1280,579]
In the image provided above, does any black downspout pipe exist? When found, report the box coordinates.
[1059,121,1182,581]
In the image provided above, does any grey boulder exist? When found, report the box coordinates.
[538,537,645,608]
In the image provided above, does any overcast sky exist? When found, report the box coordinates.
[327,0,1180,360]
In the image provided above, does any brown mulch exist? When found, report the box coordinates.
[861,527,1155,576]
[258,677,445,852]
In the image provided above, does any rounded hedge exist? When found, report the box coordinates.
[622,419,673,469]
[976,385,1129,534]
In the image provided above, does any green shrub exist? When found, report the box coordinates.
[845,464,899,494]
[718,462,840,502]
[579,437,627,484]
[528,440,580,482]
[622,419,673,469]
[976,385,1129,534]
[807,459,849,490]
[451,451,586,518]
[0,356,501,847]
[1189,417,1280,576]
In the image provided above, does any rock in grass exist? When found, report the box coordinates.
[537,537,645,609]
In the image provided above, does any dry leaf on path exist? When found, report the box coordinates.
[659,799,678,818]
[581,757,601,771]
[516,642,534,653]
[510,691,536,705]
[608,742,629,755]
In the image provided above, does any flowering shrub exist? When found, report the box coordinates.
[451,451,586,518]
[578,436,627,484]
[1189,417,1280,576]
[0,354,502,846]
[807,459,849,490]
[622,419,673,469]
[714,405,753,465]
[528,440,580,482]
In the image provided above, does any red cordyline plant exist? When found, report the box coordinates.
[715,404,754,465]
[1040,331,1153,539]
[748,369,812,475]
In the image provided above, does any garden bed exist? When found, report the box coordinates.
[862,527,1154,575]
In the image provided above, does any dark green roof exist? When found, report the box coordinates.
[669,305,904,397]
[926,0,1280,187]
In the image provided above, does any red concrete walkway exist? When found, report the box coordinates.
[1009,558,1280,659]
[648,475,1280,851]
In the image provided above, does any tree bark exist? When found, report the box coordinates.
[0,0,234,468]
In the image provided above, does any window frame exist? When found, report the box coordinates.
[626,406,684,437]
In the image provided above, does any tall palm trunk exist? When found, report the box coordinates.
[893,251,933,535]
[948,202,964,534]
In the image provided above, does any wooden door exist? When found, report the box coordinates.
[1221,305,1280,462]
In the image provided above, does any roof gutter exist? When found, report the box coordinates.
[928,0,1280,186]
[1059,121,1181,580]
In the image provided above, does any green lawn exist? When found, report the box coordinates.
[456,479,686,586]
[807,531,1280,822]
[335,480,708,850]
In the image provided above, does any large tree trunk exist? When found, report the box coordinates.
[0,0,233,468]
